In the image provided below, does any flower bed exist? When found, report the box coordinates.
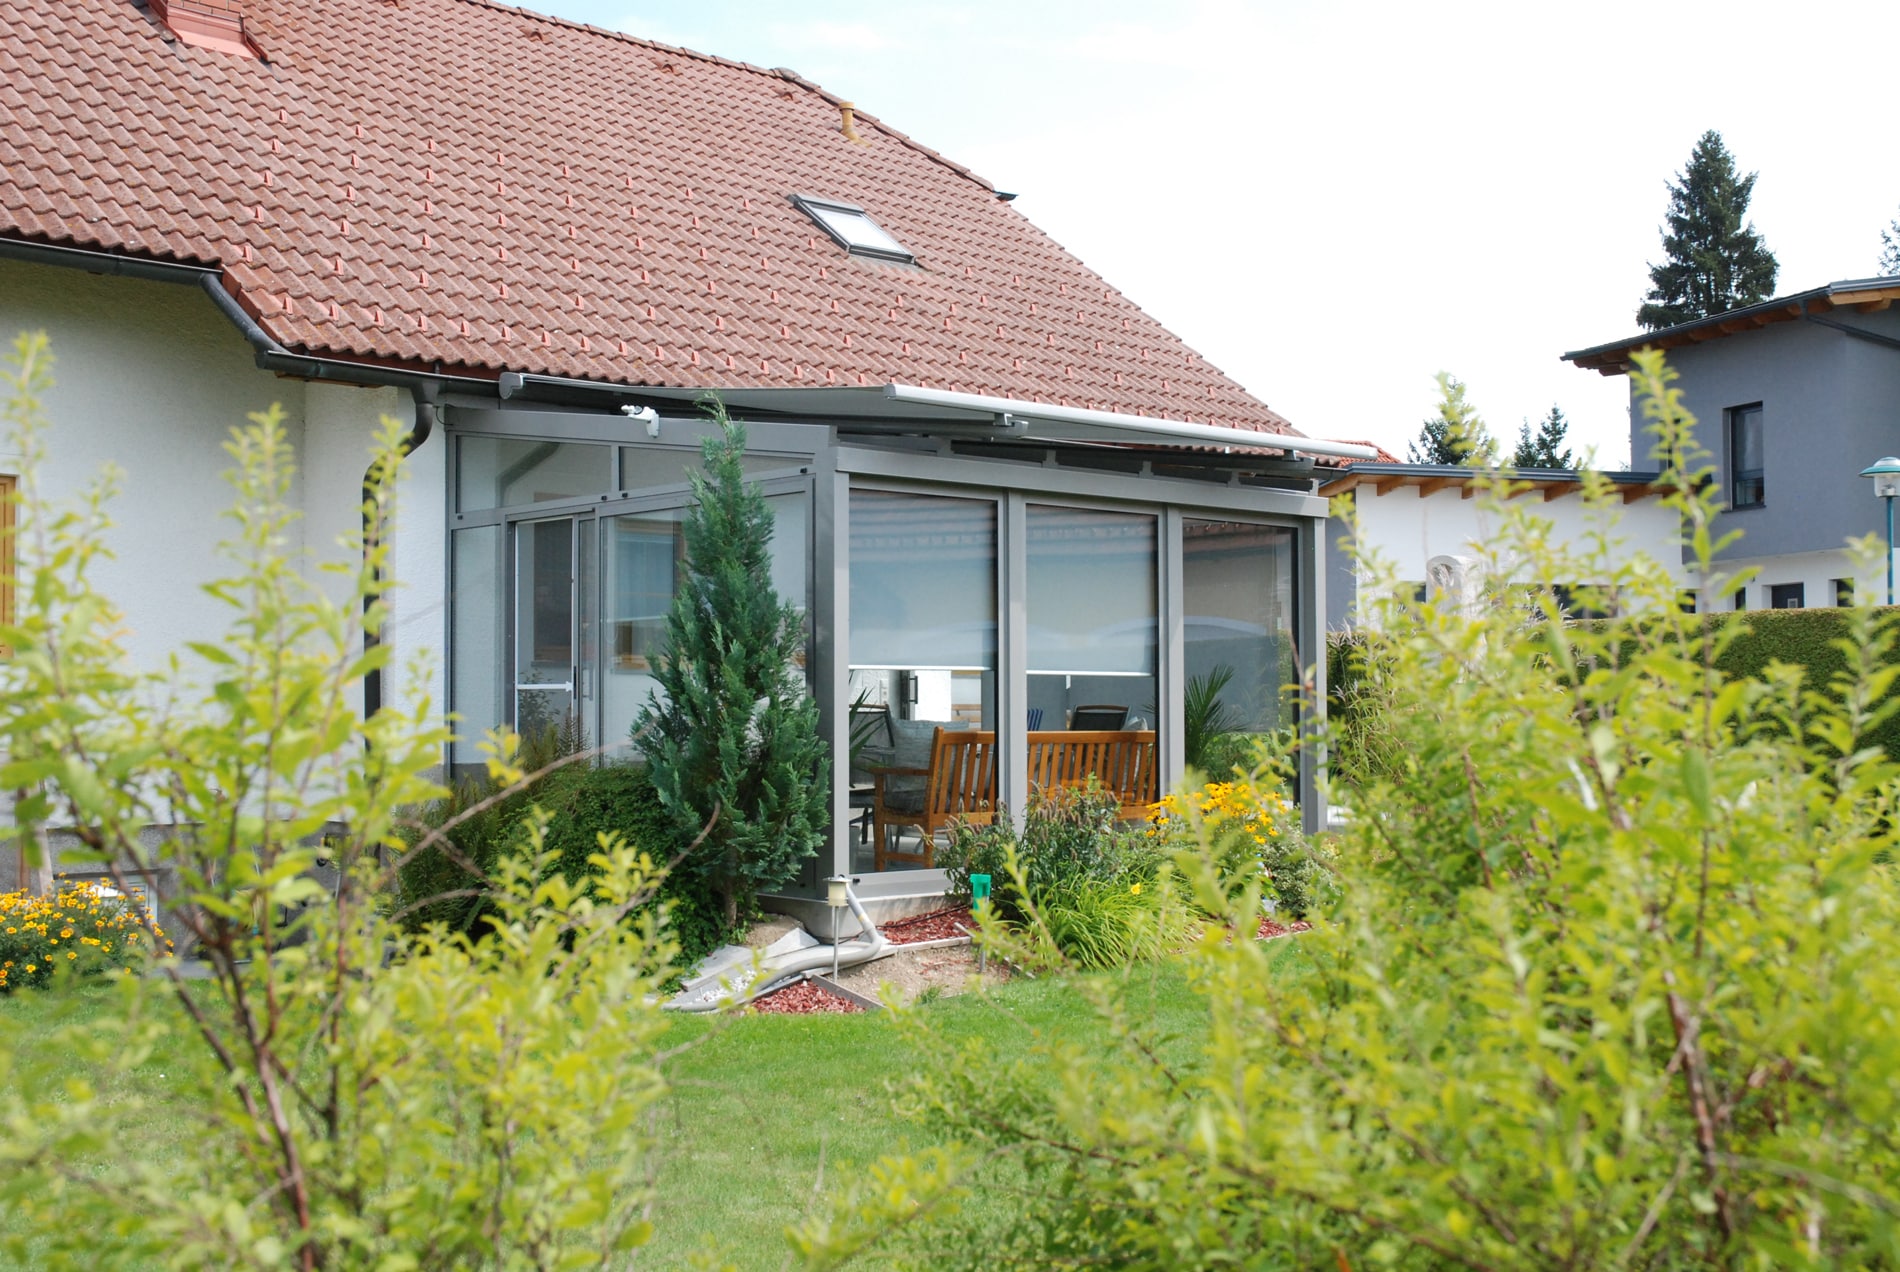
[748,977,864,1015]
[880,906,973,945]
[0,882,170,993]
[1257,917,1312,941]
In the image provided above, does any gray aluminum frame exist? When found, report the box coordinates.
[442,402,1332,898]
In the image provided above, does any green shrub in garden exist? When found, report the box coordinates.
[1149,772,1337,919]
[0,334,687,1269]
[0,882,168,993]
[798,350,1900,1270]
[939,780,1163,918]
[397,755,726,965]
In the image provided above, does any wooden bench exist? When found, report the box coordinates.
[1028,729,1158,819]
[870,728,1159,869]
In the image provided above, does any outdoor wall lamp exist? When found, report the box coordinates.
[1860,457,1900,605]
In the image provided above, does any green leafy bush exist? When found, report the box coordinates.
[938,782,1171,966]
[398,756,726,967]
[1032,877,1172,969]
[0,882,167,992]
[0,333,685,1267]
[807,350,1900,1270]
[939,782,1161,917]
[394,720,587,934]
[1149,775,1337,918]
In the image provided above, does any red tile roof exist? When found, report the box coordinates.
[1,0,1297,435]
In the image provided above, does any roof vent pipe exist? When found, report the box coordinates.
[838,101,867,144]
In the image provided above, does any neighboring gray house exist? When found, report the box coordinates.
[1565,276,1900,610]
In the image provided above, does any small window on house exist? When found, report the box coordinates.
[1678,589,1699,614]
[791,195,915,263]
[1769,582,1805,609]
[1727,403,1764,509]
[1834,577,1855,607]
[1733,586,1748,611]
[1411,582,1429,604]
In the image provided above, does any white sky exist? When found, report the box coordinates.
[540,0,1900,469]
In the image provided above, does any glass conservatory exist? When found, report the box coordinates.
[442,385,1336,895]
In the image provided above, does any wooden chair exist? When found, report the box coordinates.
[1027,729,1158,819]
[1067,704,1129,730]
[870,728,998,870]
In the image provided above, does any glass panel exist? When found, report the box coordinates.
[618,444,803,493]
[848,488,998,873]
[459,435,610,512]
[602,509,684,755]
[1026,505,1156,733]
[514,518,574,744]
[1183,519,1296,739]
[599,491,812,755]
[450,524,503,771]
[1729,405,1763,508]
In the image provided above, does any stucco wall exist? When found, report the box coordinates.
[0,257,447,724]
[1627,313,1900,563]
[1330,483,1688,624]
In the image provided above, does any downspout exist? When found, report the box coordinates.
[362,386,438,720]
[189,270,440,722]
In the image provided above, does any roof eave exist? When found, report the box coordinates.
[1562,275,1900,375]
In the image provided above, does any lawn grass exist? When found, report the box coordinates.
[645,959,1215,1267]
[0,950,1274,1269]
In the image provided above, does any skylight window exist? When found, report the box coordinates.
[792,195,915,264]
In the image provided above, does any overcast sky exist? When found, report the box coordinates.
[538,0,1900,469]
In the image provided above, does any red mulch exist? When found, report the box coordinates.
[749,978,864,1015]
[879,906,974,945]
[1257,917,1313,941]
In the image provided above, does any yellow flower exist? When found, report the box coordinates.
[1129,882,1142,895]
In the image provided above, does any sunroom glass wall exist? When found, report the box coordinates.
[1181,519,1297,749]
[1026,505,1157,736]
[848,489,997,873]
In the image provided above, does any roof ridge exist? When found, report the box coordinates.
[452,0,779,75]
[453,0,998,195]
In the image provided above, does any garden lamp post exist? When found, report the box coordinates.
[1861,457,1900,605]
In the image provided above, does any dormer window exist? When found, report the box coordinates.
[792,195,915,264]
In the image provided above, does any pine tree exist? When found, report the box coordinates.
[635,402,829,929]
[1638,130,1778,330]
[1881,206,1900,276]
[1512,405,1575,470]
[1408,374,1494,466]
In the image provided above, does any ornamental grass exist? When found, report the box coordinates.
[0,882,169,993]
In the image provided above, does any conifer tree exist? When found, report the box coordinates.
[1512,404,1574,470]
[1408,374,1494,466]
[636,402,828,928]
[1638,130,1778,330]
[1880,206,1900,276]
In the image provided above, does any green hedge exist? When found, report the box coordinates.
[396,760,725,966]
[1326,607,1900,769]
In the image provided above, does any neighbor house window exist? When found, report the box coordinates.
[1834,577,1855,606]
[1727,403,1764,508]
[1769,582,1804,609]
[1733,586,1748,611]
[791,195,916,264]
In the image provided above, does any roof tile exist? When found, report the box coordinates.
[3,0,1293,434]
